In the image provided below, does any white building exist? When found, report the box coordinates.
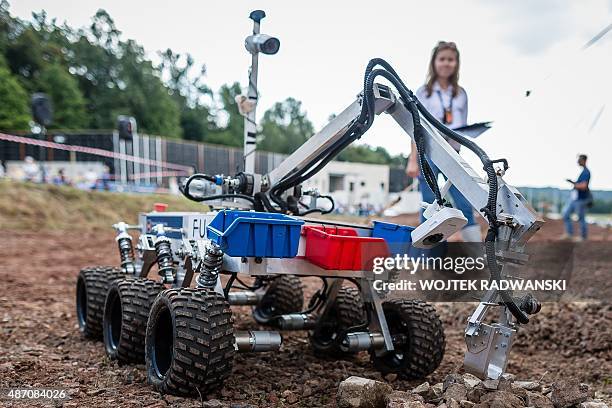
[302,161,390,211]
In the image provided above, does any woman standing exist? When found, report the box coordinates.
[406,41,481,242]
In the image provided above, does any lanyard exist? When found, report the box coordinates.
[436,90,453,124]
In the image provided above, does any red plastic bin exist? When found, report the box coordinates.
[302,226,390,270]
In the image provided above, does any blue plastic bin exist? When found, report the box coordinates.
[371,221,415,256]
[207,210,304,258]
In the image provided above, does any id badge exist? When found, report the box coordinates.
[444,109,453,124]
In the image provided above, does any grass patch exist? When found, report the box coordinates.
[0,179,208,230]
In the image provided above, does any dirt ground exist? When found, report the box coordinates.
[0,219,610,407]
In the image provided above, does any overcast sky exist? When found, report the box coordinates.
[10,1,612,189]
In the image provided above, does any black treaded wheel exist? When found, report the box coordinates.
[309,286,366,357]
[145,288,235,397]
[370,299,445,380]
[103,277,165,363]
[253,275,304,324]
[76,266,126,339]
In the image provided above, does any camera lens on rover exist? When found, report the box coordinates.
[423,233,444,246]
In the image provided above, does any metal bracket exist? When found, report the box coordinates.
[361,280,394,354]
[138,248,157,279]
[464,322,515,380]
[464,289,516,379]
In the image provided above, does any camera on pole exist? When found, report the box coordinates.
[244,11,280,55]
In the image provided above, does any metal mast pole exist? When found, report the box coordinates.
[243,11,265,174]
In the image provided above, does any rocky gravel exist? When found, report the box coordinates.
[337,373,609,408]
[0,227,610,407]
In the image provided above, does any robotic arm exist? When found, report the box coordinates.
[182,59,544,379]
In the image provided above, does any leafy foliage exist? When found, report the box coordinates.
[204,82,244,146]
[338,144,408,166]
[258,98,314,154]
[0,55,30,129]
[38,64,88,128]
[0,2,405,165]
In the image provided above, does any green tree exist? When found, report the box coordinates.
[0,57,30,130]
[118,39,182,137]
[258,98,314,154]
[0,0,14,56]
[336,143,407,166]
[66,10,124,129]
[63,12,181,136]
[206,82,243,146]
[180,105,216,141]
[158,48,214,141]
[38,64,88,128]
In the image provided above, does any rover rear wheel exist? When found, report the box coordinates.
[253,275,304,324]
[103,277,165,363]
[309,286,366,357]
[76,266,125,340]
[370,299,445,379]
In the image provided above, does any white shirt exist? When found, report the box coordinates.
[416,82,468,151]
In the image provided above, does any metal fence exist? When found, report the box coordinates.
[0,131,409,191]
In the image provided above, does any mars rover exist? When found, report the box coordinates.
[76,10,543,397]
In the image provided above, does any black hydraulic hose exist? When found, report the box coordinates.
[182,173,256,204]
[415,103,498,221]
[362,61,443,200]
[272,63,405,200]
[273,121,362,192]
[271,59,396,193]
[255,191,284,213]
[361,58,528,323]
[184,193,256,204]
[269,122,365,211]
[485,235,530,324]
[267,59,394,203]
[185,173,217,184]
[412,90,515,320]
[290,131,358,185]
[271,58,438,210]
[268,57,525,326]
[299,195,335,216]
[363,68,443,204]
[271,61,444,211]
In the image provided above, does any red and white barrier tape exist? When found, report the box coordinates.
[101,171,188,181]
[0,132,192,173]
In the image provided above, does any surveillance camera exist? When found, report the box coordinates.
[245,34,280,55]
[411,206,467,249]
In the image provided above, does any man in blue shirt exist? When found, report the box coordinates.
[562,154,591,241]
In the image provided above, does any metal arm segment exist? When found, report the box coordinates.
[386,98,543,245]
[265,84,396,188]
[264,83,541,246]
[260,83,543,379]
